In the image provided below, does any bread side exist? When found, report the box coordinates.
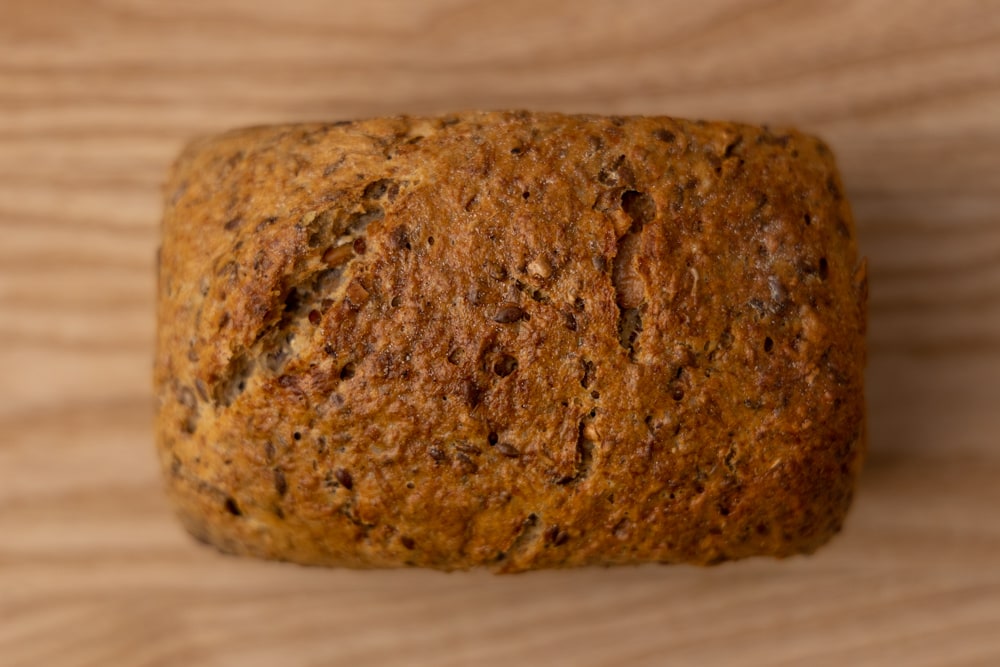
[155,111,867,572]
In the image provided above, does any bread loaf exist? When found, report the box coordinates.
[155,111,867,572]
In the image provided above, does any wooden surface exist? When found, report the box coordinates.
[2,0,999,664]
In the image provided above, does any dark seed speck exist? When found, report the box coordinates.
[495,442,520,458]
[455,442,481,456]
[273,469,288,496]
[335,468,353,490]
[455,452,478,474]
[224,497,242,516]
[493,304,525,323]
[654,128,676,143]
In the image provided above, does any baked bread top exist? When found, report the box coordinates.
[156,111,867,571]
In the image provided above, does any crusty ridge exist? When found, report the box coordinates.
[155,111,867,572]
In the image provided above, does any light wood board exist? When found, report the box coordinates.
[2,1,999,665]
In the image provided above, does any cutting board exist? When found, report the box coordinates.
[2,1,999,665]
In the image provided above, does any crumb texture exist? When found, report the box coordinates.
[155,111,867,572]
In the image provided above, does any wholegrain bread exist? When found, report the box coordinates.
[155,111,867,572]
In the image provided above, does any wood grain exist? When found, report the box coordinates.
[2,0,999,665]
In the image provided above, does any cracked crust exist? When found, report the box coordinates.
[155,111,867,572]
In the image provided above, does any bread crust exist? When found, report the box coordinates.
[155,111,867,572]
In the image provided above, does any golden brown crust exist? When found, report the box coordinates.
[155,111,867,572]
